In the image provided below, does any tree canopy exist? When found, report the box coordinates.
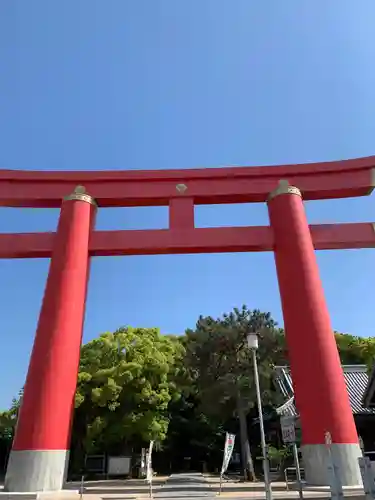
[185,307,286,416]
[73,327,184,453]
[335,333,375,368]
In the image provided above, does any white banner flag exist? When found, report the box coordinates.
[221,433,235,476]
[146,440,154,482]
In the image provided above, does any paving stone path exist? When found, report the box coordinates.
[154,473,216,499]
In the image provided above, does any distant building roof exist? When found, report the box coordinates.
[274,365,375,417]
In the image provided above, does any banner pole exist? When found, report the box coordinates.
[292,443,303,500]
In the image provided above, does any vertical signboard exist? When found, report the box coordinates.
[280,416,296,444]
[221,433,236,476]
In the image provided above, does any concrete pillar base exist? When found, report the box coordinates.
[302,443,362,486]
[4,450,69,492]
[0,492,79,500]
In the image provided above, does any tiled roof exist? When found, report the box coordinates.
[274,365,375,417]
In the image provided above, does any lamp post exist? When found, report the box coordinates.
[247,332,272,500]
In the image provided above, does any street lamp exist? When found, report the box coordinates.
[247,332,272,500]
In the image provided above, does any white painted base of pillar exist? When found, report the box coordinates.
[4,450,69,492]
[0,491,79,500]
[302,443,363,486]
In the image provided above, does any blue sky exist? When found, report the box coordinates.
[0,0,374,409]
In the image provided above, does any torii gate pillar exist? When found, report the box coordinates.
[4,187,96,493]
[268,181,362,485]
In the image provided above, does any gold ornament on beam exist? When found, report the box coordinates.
[64,185,97,206]
[268,179,302,201]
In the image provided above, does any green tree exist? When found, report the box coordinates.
[0,393,21,441]
[335,333,375,368]
[159,335,228,473]
[184,306,285,481]
[70,326,184,470]
[0,390,23,471]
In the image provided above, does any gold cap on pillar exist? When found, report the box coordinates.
[268,179,302,201]
[64,185,97,206]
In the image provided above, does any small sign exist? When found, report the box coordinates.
[325,431,332,446]
[107,456,131,476]
[280,416,296,443]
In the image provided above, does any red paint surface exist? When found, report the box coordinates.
[169,198,195,229]
[0,223,373,259]
[0,156,373,207]
[268,193,358,445]
[12,197,95,451]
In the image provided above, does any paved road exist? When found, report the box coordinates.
[154,473,216,499]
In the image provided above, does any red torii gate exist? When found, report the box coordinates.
[1,157,374,492]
